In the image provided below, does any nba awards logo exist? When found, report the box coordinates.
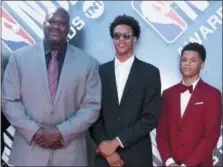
[131,1,212,43]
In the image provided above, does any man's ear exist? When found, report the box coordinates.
[201,62,205,69]
[67,24,70,31]
[43,21,47,28]
[133,36,137,45]
[43,14,49,27]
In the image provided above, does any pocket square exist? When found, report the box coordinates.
[194,102,204,105]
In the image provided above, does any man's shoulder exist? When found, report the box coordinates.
[12,42,41,60]
[68,44,98,65]
[200,80,221,96]
[68,44,84,55]
[99,60,113,67]
[15,42,40,53]
[99,60,118,76]
[136,58,159,73]
[163,83,180,96]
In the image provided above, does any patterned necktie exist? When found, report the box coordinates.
[48,50,58,103]
[180,84,193,94]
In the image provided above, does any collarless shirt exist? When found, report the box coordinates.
[114,55,135,104]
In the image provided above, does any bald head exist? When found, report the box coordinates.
[45,7,70,25]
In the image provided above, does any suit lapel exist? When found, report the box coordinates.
[120,58,139,105]
[180,79,204,125]
[35,42,52,104]
[53,44,74,106]
[109,60,119,107]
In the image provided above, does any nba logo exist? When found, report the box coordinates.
[131,1,188,43]
[1,7,35,52]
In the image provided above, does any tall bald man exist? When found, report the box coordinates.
[2,7,101,166]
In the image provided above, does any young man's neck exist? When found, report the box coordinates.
[116,52,133,62]
[183,75,200,86]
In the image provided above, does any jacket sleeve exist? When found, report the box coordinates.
[90,108,108,145]
[90,66,108,145]
[182,90,222,166]
[2,53,40,144]
[156,90,174,164]
[57,60,101,146]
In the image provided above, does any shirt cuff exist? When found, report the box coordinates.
[165,158,175,166]
[116,137,124,148]
[181,164,186,166]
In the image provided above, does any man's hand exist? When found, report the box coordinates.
[96,138,120,157]
[48,142,64,150]
[33,127,47,147]
[169,163,180,166]
[33,125,64,150]
[42,124,63,146]
[106,152,124,167]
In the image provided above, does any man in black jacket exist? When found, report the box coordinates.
[90,15,161,167]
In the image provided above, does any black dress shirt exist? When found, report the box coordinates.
[43,39,67,81]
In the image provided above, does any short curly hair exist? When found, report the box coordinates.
[181,42,206,62]
[109,14,141,39]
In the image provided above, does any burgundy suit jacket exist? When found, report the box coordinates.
[156,79,222,166]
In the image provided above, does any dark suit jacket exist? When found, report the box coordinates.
[1,54,10,154]
[91,57,161,166]
[156,79,222,167]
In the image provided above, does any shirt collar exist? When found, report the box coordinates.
[115,54,135,67]
[43,39,67,57]
[182,77,200,90]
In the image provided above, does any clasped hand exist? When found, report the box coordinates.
[97,139,124,167]
[33,124,63,150]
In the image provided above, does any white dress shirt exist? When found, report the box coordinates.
[114,55,135,148]
[165,78,200,167]
[115,55,135,104]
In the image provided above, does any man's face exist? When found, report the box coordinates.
[43,12,69,45]
[180,50,204,78]
[112,24,136,56]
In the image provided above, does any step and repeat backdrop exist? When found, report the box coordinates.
[1,1,222,166]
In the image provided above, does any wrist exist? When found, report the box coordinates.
[112,138,120,149]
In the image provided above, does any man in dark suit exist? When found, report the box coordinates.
[90,15,161,167]
[156,43,222,166]
[1,53,10,165]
